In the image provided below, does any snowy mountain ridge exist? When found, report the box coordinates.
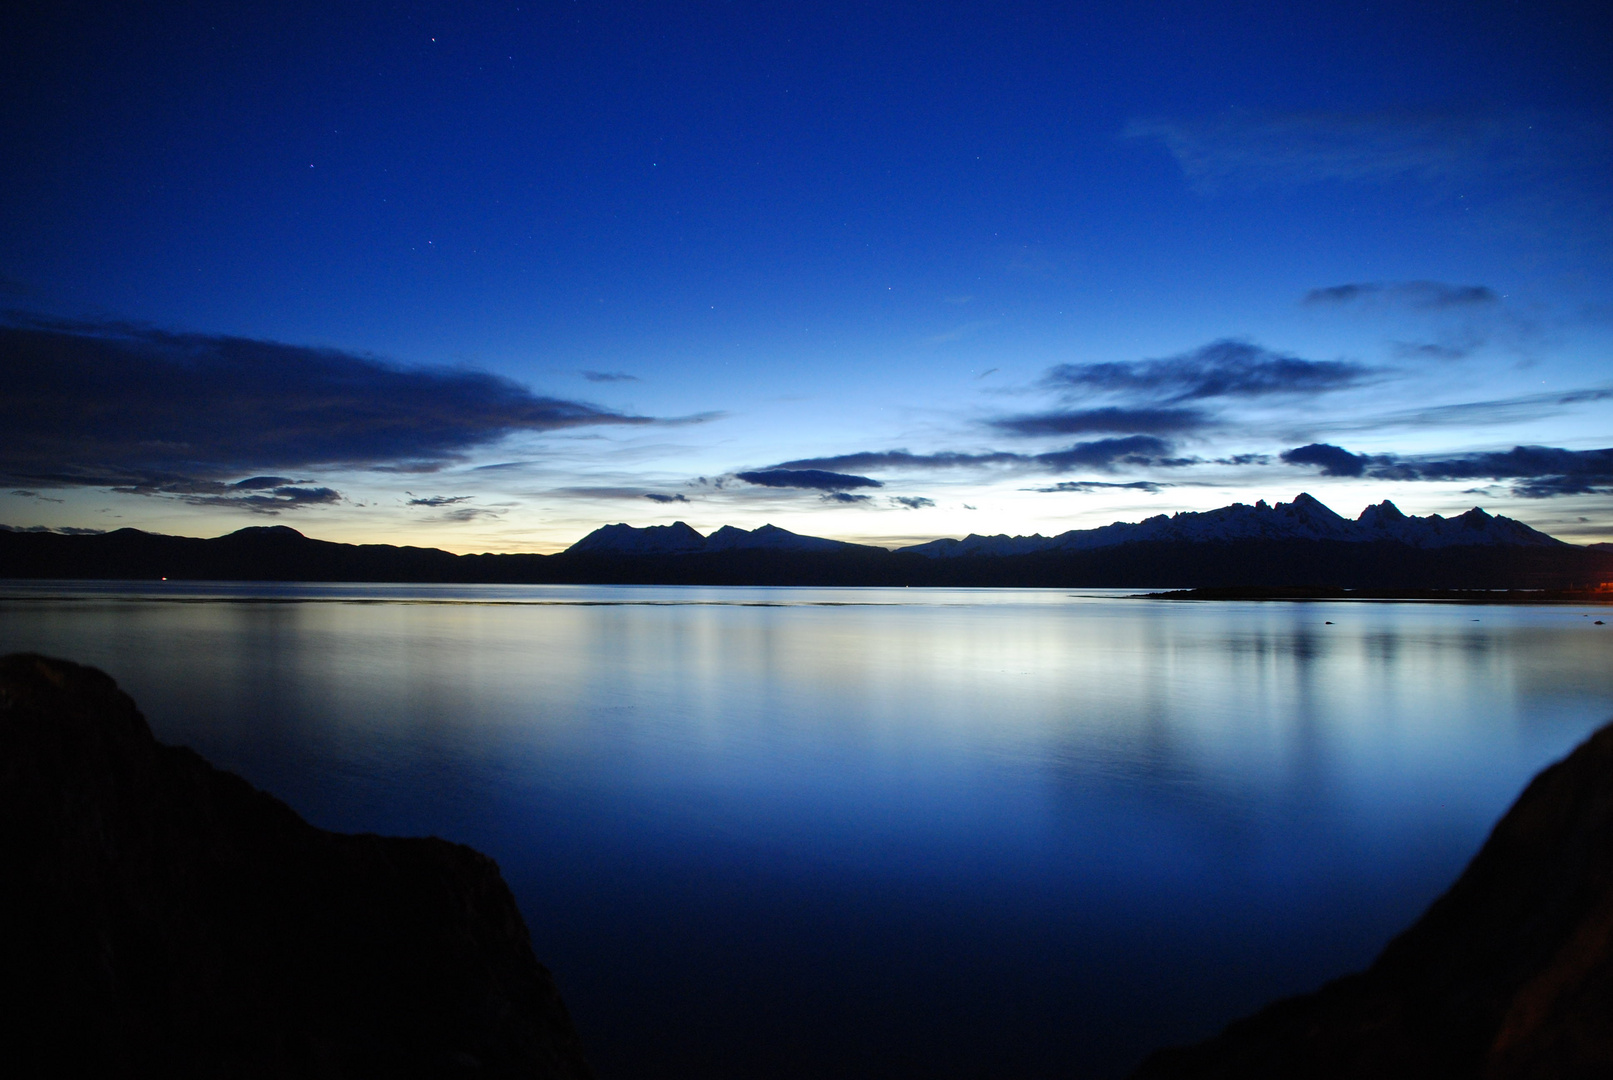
[565,495,1565,558]
[896,493,1566,558]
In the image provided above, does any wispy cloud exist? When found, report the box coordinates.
[822,492,873,504]
[889,496,935,509]
[644,492,690,503]
[1282,442,1613,498]
[1328,386,1613,433]
[1024,480,1167,494]
[777,437,1194,477]
[1126,110,1546,192]
[1391,340,1482,361]
[1033,436,1191,471]
[777,450,1026,472]
[126,477,345,514]
[1303,281,1499,309]
[1042,339,1373,402]
[990,406,1208,437]
[438,506,501,523]
[1,523,106,535]
[582,370,640,382]
[0,317,657,508]
[927,320,996,344]
[990,340,1368,441]
[406,494,473,507]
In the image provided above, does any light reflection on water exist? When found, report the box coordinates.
[3,583,1611,1078]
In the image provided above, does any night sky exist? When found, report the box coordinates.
[4,1,1611,552]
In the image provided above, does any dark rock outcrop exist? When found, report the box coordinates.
[1132,719,1613,1079]
[0,653,592,1079]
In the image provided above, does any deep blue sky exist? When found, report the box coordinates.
[3,1,1610,550]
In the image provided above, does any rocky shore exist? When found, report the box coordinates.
[1132,717,1613,1078]
[0,653,592,1078]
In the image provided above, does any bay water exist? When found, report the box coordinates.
[3,583,1610,1077]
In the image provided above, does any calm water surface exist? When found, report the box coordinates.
[3,583,1611,1078]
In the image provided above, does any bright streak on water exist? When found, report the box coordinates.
[3,583,1611,1077]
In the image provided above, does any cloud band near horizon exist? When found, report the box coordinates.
[1282,442,1613,498]
[0,318,654,510]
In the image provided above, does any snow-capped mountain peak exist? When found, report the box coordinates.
[565,495,1565,559]
[897,494,1564,557]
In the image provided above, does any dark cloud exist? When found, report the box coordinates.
[10,489,64,502]
[196,484,341,512]
[1025,481,1166,494]
[406,495,472,507]
[736,468,884,491]
[1384,446,1613,498]
[1283,442,1613,498]
[0,317,654,500]
[115,477,345,514]
[890,496,935,509]
[1303,281,1499,309]
[1032,436,1191,472]
[990,406,1207,437]
[438,506,500,522]
[1042,340,1371,402]
[644,493,690,503]
[582,370,639,383]
[1280,443,1370,477]
[1216,453,1271,466]
[776,450,1026,471]
[778,438,1192,478]
[1,524,106,535]
[821,492,873,504]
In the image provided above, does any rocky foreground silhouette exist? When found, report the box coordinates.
[0,653,592,1078]
[1132,718,1613,1079]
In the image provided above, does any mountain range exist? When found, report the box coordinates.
[568,520,864,556]
[569,494,1563,559]
[3,494,1608,590]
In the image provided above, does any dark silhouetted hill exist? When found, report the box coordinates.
[899,494,1566,557]
[1131,718,1613,1080]
[0,653,592,1078]
[4,494,1611,589]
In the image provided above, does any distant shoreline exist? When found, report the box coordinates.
[1137,585,1613,604]
[5,521,1611,591]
